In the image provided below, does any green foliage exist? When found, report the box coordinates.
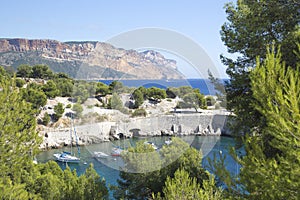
[178,89,206,111]
[221,0,300,134]
[109,81,124,93]
[132,88,144,108]
[113,140,162,199]
[221,0,299,67]
[131,108,147,117]
[31,64,54,79]
[114,138,210,199]
[73,82,89,103]
[42,113,51,126]
[178,86,194,97]
[0,78,108,199]
[147,87,167,101]
[55,72,70,79]
[16,64,32,78]
[153,169,222,200]
[240,49,300,199]
[72,103,83,118]
[108,93,123,111]
[30,162,108,200]
[42,80,59,98]
[15,78,26,88]
[22,87,47,109]
[54,103,65,121]
[82,164,109,199]
[211,49,300,199]
[0,78,41,184]
[166,87,177,98]
[54,78,74,97]
[96,82,110,96]
[0,66,11,78]
[221,0,300,135]
[137,86,148,99]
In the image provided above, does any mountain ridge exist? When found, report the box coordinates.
[0,38,183,80]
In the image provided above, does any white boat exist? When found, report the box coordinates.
[53,151,80,163]
[144,141,158,150]
[94,151,109,159]
[111,147,124,156]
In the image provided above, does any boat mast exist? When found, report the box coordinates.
[70,123,73,154]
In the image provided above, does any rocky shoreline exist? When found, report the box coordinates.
[39,110,231,150]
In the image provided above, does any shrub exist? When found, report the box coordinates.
[131,108,147,117]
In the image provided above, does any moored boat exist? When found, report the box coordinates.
[111,147,124,156]
[94,151,110,159]
[53,151,80,163]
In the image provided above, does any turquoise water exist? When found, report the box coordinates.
[36,136,240,198]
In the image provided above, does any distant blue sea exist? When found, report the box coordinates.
[99,79,219,95]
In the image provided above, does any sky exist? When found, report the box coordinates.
[0,0,232,78]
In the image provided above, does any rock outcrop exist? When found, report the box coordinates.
[0,38,183,80]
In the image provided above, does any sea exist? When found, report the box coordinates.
[98,79,220,95]
[37,136,241,199]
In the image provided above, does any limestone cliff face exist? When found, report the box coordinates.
[0,38,183,79]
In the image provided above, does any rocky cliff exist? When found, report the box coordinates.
[0,38,183,79]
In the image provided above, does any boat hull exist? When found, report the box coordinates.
[94,151,109,159]
[54,153,80,163]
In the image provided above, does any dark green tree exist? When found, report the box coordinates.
[72,103,83,119]
[114,140,162,199]
[42,80,60,98]
[73,82,89,103]
[153,169,222,200]
[211,49,300,199]
[42,113,51,126]
[221,0,300,135]
[31,64,54,79]
[16,64,32,78]
[0,78,108,199]
[147,87,167,102]
[96,82,110,96]
[0,66,10,78]
[54,103,65,121]
[82,164,109,199]
[166,87,178,99]
[22,87,47,109]
[109,81,124,93]
[132,89,144,108]
[114,138,210,199]
[15,78,26,88]
[0,78,42,184]
[178,86,194,97]
[54,78,74,97]
[108,93,124,111]
[182,90,206,111]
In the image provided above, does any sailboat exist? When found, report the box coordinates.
[53,121,80,163]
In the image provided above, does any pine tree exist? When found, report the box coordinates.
[221,0,300,136]
[0,78,42,182]
[153,169,222,200]
[211,48,300,199]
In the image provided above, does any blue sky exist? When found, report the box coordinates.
[0,0,231,78]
